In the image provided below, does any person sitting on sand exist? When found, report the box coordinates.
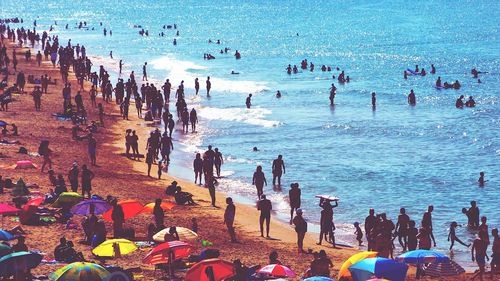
[269,250,281,265]
[174,187,195,205]
[165,181,180,196]
[309,250,333,277]
[164,226,180,242]
[54,237,68,261]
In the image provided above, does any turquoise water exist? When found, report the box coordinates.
[2,0,499,268]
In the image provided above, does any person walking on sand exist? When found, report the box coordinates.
[88,134,97,166]
[252,165,267,199]
[224,197,237,243]
[272,155,285,186]
[289,183,301,224]
[471,231,489,281]
[32,86,42,111]
[293,208,307,253]
[146,148,154,177]
[40,140,53,172]
[206,76,211,97]
[81,164,94,199]
[142,62,148,81]
[258,195,272,238]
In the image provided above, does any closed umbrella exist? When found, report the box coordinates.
[0,230,15,241]
[52,192,83,207]
[140,202,175,214]
[395,250,449,264]
[92,239,137,257]
[185,258,235,281]
[338,251,378,280]
[143,240,192,265]
[349,257,408,281]
[49,262,110,281]
[102,200,143,221]
[257,264,296,278]
[71,199,111,215]
[153,226,198,243]
[0,251,43,276]
[422,259,465,277]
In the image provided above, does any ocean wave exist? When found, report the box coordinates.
[198,106,281,128]
[150,55,269,94]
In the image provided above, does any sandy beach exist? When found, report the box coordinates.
[0,27,484,281]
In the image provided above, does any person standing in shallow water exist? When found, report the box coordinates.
[329,83,336,105]
[422,205,436,247]
[142,62,148,81]
[408,89,416,106]
[246,94,252,109]
[272,155,285,186]
[206,76,211,97]
[194,78,199,95]
[478,172,486,186]
[214,148,223,177]
[371,92,376,108]
[252,165,267,199]
[289,183,301,224]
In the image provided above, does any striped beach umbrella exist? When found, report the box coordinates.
[142,241,192,265]
[49,262,110,281]
[153,227,198,243]
[257,264,296,278]
[422,259,465,277]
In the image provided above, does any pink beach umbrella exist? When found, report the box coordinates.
[257,264,296,278]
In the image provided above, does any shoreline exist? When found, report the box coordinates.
[0,21,480,281]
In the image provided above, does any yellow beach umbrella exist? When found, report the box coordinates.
[338,251,378,280]
[92,239,137,257]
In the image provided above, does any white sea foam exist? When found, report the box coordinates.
[150,56,269,94]
[198,106,281,128]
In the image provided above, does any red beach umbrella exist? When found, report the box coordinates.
[142,241,192,265]
[102,200,143,222]
[185,258,235,281]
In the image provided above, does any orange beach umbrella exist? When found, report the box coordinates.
[102,200,144,222]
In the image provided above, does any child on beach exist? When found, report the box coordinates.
[354,222,363,246]
[448,221,470,250]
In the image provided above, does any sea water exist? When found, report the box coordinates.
[2,0,499,268]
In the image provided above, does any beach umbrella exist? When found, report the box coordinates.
[304,277,336,281]
[153,226,199,243]
[14,160,36,169]
[395,250,449,265]
[0,243,11,258]
[185,258,235,281]
[140,201,175,214]
[257,264,296,278]
[52,192,84,207]
[367,279,391,281]
[102,200,144,222]
[0,120,7,127]
[143,240,192,265]
[0,251,43,276]
[422,259,465,277]
[92,239,137,257]
[338,251,378,280]
[0,204,20,215]
[25,197,44,207]
[49,262,110,281]
[349,257,408,281]
[0,230,15,241]
[71,199,111,216]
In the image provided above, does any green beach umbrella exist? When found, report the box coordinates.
[49,262,110,281]
[52,192,84,207]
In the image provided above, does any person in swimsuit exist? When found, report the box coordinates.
[252,165,267,199]
[472,231,489,281]
[395,207,410,251]
[271,155,285,186]
[491,228,499,279]
[448,221,470,250]
[257,195,272,238]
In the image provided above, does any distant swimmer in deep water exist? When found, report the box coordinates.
[276,91,281,98]
[453,80,461,89]
[436,76,442,88]
[234,50,241,59]
[408,89,416,106]
[478,171,486,186]
[465,96,476,107]
[246,94,252,109]
[321,65,327,72]
[430,64,436,74]
[231,70,239,75]
[329,83,337,106]
[420,68,426,76]
[471,68,479,78]
[253,146,259,152]
[286,64,292,75]
[404,70,408,80]
[415,64,419,73]
[293,65,298,74]
[173,38,177,45]
[455,95,464,108]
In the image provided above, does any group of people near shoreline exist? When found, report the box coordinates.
[0,16,498,281]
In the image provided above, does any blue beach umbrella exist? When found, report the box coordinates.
[395,250,449,265]
[0,251,43,276]
[0,230,15,241]
[304,277,335,281]
[71,199,112,216]
[349,257,408,281]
